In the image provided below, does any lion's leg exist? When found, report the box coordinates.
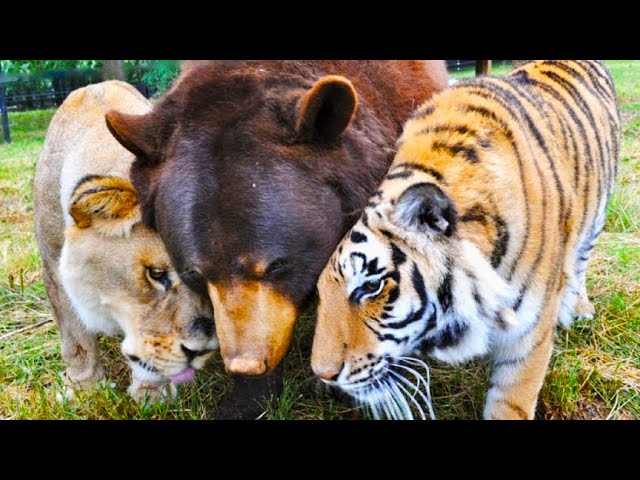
[43,259,104,395]
[483,296,559,420]
[127,377,176,403]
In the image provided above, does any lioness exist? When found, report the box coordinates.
[34,81,218,401]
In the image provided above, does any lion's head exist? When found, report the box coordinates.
[59,175,218,391]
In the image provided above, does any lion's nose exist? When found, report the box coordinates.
[189,316,215,338]
[181,344,211,362]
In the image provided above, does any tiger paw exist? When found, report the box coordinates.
[128,380,177,403]
[573,298,596,321]
[483,395,534,420]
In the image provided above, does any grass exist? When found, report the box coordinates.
[1,61,638,420]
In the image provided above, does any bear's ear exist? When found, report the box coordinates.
[295,75,358,142]
[391,182,458,237]
[105,110,157,160]
[69,175,141,237]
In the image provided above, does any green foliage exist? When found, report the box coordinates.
[139,60,181,95]
[0,60,101,75]
[0,60,182,97]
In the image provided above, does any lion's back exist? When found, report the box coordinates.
[34,80,152,263]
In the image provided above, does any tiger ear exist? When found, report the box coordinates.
[391,182,457,237]
[295,75,358,142]
[105,110,157,161]
[69,176,141,237]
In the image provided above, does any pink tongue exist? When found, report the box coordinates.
[170,367,196,385]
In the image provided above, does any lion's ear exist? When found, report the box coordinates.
[69,175,141,237]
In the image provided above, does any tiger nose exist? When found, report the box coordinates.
[314,363,344,381]
[181,344,211,362]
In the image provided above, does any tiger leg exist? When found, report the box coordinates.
[483,298,560,420]
[559,218,600,328]
[558,267,594,328]
[570,225,603,322]
[573,281,596,321]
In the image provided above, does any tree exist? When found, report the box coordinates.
[476,60,492,76]
[102,60,125,81]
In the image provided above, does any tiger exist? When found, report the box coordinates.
[311,60,620,420]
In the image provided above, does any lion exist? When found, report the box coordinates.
[33,81,218,402]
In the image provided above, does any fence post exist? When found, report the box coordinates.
[0,64,11,144]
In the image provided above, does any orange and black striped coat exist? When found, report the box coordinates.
[311,60,620,420]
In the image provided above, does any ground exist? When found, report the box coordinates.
[0,61,638,419]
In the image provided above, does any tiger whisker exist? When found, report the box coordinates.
[388,368,431,419]
[389,365,436,420]
[393,377,426,420]
[395,357,436,419]
[368,388,382,420]
[395,358,434,409]
[394,363,433,409]
[365,383,382,420]
[387,367,426,420]
[384,375,414,420]
[369,380,385,420]
[391,363,420,404]
[396,356,430,372]
[382,378,403,420]
[374,377,395,420]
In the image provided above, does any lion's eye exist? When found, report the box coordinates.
[146,267,171,290]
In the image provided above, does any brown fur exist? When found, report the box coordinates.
[104,61,448,385]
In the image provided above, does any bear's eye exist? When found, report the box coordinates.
[146,267,171,290]
[265,258,291,279]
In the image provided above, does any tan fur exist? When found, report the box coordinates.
[312,61,620,419]
[34,81,217,402]
[69,176,141,233]
[208,281,298,375]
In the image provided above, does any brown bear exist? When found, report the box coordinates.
[105,60,448,418]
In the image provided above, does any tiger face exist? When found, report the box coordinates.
[312,177,517,418]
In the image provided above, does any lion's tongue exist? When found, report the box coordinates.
[170,367,196,385]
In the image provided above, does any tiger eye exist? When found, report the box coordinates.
[363,280,381,292]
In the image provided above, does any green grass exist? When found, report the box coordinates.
[1,62,639,420]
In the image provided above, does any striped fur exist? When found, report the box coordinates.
[311,61,620,420]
